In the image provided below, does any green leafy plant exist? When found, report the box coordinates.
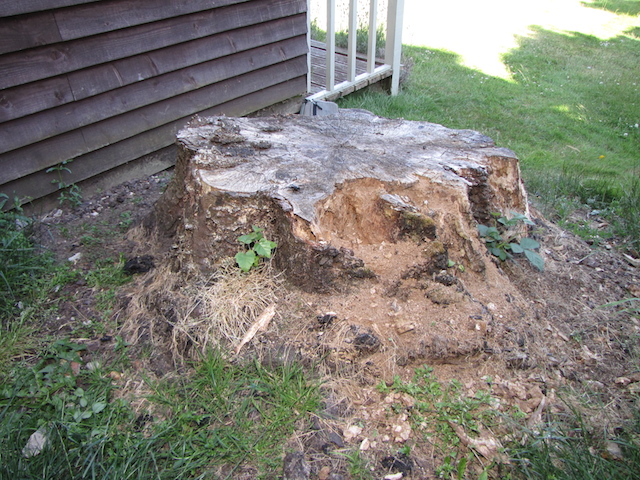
[235,226,277,272]
[477,212,544,271]
[46,159,83,207]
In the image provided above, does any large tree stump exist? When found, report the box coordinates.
[153,110,529,290]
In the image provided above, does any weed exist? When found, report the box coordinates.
[340,448,374,480]
[118,211,133,232]
[477,212,544,271]
[379,366,499,476]
[149,348,321,477]
[83,256,131,321]
[235,226,277,272]
[45,160,83,207]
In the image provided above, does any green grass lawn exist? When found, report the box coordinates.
[339,0,640,251]
[1,2,639,478]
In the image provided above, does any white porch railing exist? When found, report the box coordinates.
[306,0,405,101]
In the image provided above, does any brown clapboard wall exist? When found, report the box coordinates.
[0,0,308,203]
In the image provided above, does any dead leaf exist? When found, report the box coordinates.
[318,466,331,480]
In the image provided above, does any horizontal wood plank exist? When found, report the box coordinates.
[0,15,305,122]
[1,35,307,153]
[3,78,305,201]
[68,14,306,101]
[0,0,99,17]
[0,0,252,54]
[0,11,61,54]
[0,56,308,185]
[54,0,251,42]
[0,0,306,90]
[0,76,74,123]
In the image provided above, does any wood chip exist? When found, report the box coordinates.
[233,303,276,355]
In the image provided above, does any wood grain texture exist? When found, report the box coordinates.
[0,15,305,122]
[0,0,250,54]
[0,0,99,17]
[0,76,73,123]
[2,78,305,200]
[0,56,307,185]
[68,14,306,101]
[0,0,306,89]
[0,11,61,54]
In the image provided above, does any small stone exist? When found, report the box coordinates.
[475,321,488,333]
[343,425,363,442]
[396,322,415,334]
[392,421,412,442]
[68,252,82,264]
[70,361,82,375]
[606,441,624,460]
[384,474,403,480]
[359,438,370,451]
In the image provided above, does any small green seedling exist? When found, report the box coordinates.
[478,212,544,271]
[235,226,277,272]
[46,159,83,207]
[447,258,465,273]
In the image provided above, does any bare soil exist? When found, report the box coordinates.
[35,170,640,479]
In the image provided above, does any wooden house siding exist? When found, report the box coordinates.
[0,0,308,203]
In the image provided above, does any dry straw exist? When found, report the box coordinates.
[120,260,281,361]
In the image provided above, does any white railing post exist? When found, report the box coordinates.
[306,0,311,93]
[347,0,358,82]
[367,0,378,74]
[326,0,336,92]
[385,0,404,95]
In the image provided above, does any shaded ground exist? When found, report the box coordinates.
[35,170,640,479]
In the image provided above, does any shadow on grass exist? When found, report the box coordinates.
[582,0,640,16]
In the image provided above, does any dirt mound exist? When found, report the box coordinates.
[34,140,640,479]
